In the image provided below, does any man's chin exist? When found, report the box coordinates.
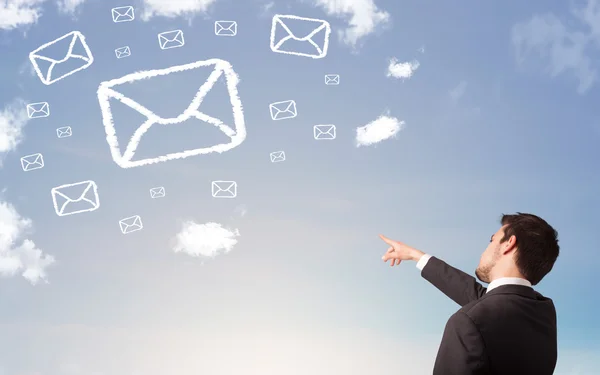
[475,268,489,283]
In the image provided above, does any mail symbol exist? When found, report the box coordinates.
[215,21,237,36]
[314,124,336,140]
[29,31,94,85]
[111,6,135,23]
[149,186,166,198]
[270,14,331,59]
[56,126,72,138]
[269,100,297,121]
[26,102,50,119]
[20,153,44,171]
[115,46,131,59]
[97,59,246,168]
[119,215,143,234]
[325,74,340,85]
[158,30,185,49]
[51,180,100,216]
[270,151,286,163]
[212,181,237,198]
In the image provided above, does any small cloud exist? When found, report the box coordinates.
[355,113,404,147]
[140,0,217,21]
[56,0,87,14]
[0,98,29,166]
[233,204,247,217]
[0,0,46,30]
[172,221,239,258]
[0,199,55,285]
[312,0,391,47]
[449,80,467,102]
[417,45,425,53]
[260,1,274,17]
[386,58,420,79]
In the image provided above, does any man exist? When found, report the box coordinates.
[380,213,559,375]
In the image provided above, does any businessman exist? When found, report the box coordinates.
[380,213,559,375]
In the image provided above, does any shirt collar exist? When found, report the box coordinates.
[487,277,532,293]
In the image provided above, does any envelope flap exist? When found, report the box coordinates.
[160,30,182,42]
[274,15,328,40]
[30,31,82,63]
[217,21,236,29]
[54,181,95,203]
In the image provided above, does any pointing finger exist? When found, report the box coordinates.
[379,234,391,244]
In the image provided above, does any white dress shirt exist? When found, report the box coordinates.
[415,254,532,293]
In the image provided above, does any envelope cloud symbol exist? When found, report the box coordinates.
[29,31,94,85]
[51,180,100,216]
[212,181,237,198]
[150,186,166,198]
[119,215,143,234]
[215,21,237,36]
[270,151,285,162]
[56,126,72,138]
[111,6,135,22]
[26,102,50,119]
[269,100,297,120]
[314,124,336,140]
[325,74,340,85]
[270,14,331,59]
[97,59,246,168]
[158,30,184,49]
[115,46,131,58]
[21,153,44,171]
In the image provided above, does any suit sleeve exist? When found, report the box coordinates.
[433,312,489,375]
[421,256,487,306]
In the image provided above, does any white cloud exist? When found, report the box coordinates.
[172,221,239,258]
[449,80,467,102]
[355,113,404,147]
[511,0,600,94]
[56,0,86,14]
[312,0,390,47]
[233,204,248,217]
[0,98,29,165]
[0,200,55,285]
[140,0,217,20]
[386,58,420,79]
[0,0,45,30]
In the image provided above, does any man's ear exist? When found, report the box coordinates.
[502,235,517,255]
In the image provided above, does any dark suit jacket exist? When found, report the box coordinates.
[421,256,557,375]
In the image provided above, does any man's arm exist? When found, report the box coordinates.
[416,254,486,306]
[432,311,489,375]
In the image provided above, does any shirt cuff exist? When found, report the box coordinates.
[415,254,432,271]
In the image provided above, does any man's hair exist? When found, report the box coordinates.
[499,212,559,285]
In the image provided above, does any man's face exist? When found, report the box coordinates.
[475,226,506,283]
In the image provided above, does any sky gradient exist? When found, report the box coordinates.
[1,0,599,374]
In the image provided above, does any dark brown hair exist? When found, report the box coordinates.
[499,213,559,285]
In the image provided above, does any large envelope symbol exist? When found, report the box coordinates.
[212,181,237,198]
[269,100,297,120]
[314,124,336,139]
[215,21,237,36]
[51,180,100,216]
[158,30,185,49]
[119,215,143,234]
[20,153,44,171]
[29,31,94,85]
[26,102,50,118]
[270,14,331,59]
[97,59,247,168]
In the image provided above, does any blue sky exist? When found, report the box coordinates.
[1,0,599,374]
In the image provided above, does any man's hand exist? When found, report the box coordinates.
[379,234,425,266]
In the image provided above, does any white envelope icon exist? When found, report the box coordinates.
[270,14,331,59]
[215,21,237,36]
[56,126,72,138]
[119,215,143,234]
[270,151,285,163]
[212,181,237,198]
[51,180,100,216]
[269,100,297,120]
[111,6,135,22]
[26,102,50,119]
[29,31,94,85]
[150,186,165,198]
[115,46,131,58]
[158,30,185,49]
[314,124,336,140]
[97,59,246,168]
[20,153,44,171]
[325,74,340,85]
